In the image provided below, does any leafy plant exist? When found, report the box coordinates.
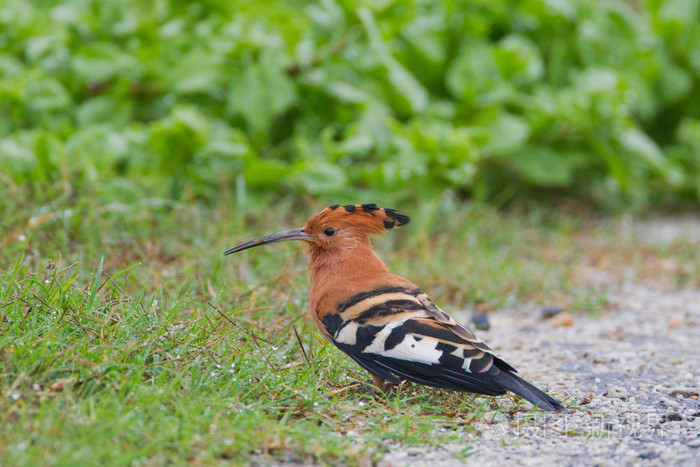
[1,0,699,208]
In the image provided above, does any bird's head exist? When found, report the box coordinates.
[224,204,410,256]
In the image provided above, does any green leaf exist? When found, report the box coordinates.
[65,127,130,178]
[76,96,133,128]
[0,54,23,79]
[227,54,298,140]
[26,79,71,113]
[688,38,700,76]
[619,128,683,185]
[443,163,476,187]
[0,132,39,180]
[323,82,369,104]
[289,160,347,195]
[306,0,345,31]
[149,106,208,174]
[161,52,224,94]
[402,14,446,64]
[677,118,700,150]
[486,113,531,155]
[658,62,694,104]
[493,35,544,86]
[509,147,579,187]
[202,126,252,160]
[72,42,137,84]
[358,7,428,114]
[654,0,699,30]
[445,40,501,104]
[243,157,289,189]
[619,128,664,168]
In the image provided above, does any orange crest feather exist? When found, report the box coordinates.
[305,204,410,235]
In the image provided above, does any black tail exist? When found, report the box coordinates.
[495,370,565,412]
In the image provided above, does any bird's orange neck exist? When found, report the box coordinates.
[306,238,389,291]
[305,237,392,340]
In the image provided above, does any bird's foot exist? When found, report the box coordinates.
[368,376,404,397]
[379,381,401,393]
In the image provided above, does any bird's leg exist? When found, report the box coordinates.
[370,374,404,393]
[371,374,386,389]
[358,375,393,395]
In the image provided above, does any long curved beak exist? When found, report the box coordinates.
[224,228,312,255]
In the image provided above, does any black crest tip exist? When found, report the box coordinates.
[394,214,410,226]
[384,208,410,226]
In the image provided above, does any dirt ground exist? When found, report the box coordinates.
[379,219,700,466]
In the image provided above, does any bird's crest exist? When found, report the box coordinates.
[305,204,410,235]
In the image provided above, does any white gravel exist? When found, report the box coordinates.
[379,283,700,466]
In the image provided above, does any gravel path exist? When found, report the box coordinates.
[379,283,700,466]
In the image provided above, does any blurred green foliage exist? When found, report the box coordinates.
[1,0,699,208]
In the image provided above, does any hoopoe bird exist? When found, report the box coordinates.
[226,204,564,411]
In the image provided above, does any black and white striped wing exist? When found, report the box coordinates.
[321,286,515,395]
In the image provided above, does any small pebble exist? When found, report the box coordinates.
[661,412,683,423]
[541,307,563,319]
[471,312,490,331]
[551,312,575,328]
[638,450,659,460]
[406,446,428,456]
[668,316,683,329]
[580,393,595,405]
[660,397,681,410]
[605,386,628,399]
[669,388,698,398]
[687,438,700,448]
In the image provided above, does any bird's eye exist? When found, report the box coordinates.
[323,227,336,237]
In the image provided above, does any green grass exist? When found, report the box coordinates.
[2,188,698,465]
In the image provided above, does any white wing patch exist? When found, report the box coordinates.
[361,321,400,354]
[462,356,472,372]
[335,321,359,345]
[363,324,442,365]
[450,348,473,373]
